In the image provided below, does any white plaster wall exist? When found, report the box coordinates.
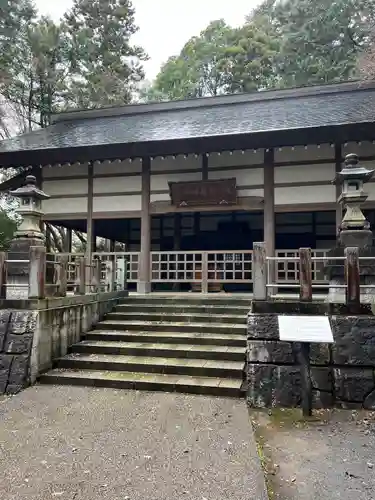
[274,144,334,163]
[208,150,264,167]
[343,141,375,157]
[151,155,201,172]
[42,163,89,178]
[43,197,88,214]
[43,178,88,196]
[275,163,335,184]
[238,188,264,198]
[94,175,141,194]
[275,185,335,205]
[93,195,141,212]
[151,170,202,192]
[208,167,263,186]
[94,159,141,175]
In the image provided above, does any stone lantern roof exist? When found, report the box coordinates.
[9,174,50,200]
[333,153,375,185]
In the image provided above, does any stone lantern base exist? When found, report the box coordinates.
[325,230,375,303]
[6,237,44,300]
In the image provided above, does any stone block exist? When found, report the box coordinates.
[310,343,331,365]
[8,354,29,386]
[311,367,333,392]
[247,364,301,407]
[364,388,375,410]
[248,314,279,340]
[4,334,33,354]
[247,340,294,364]
[331,317,375,366]
[8,311,37,335]
[313,390,334,409]
[0,310,11,351]
[0,354,12,393]
[6,384,23,395]
[334,367,375,403]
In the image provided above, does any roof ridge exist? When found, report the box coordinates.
[51,80,372,124]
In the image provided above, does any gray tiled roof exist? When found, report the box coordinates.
[1,81,375,154]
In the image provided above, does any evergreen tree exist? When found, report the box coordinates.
[64,0,148,108]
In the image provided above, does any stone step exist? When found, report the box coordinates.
[71,340,246,361]
[39,369,244,397]
[106,311,247,324]
[119,296,251,307]
[56,353,245,378]
[96,320,246,335]
[85,330,246,347]
[115,303,250,315]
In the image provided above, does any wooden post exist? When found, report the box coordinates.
[106,257,116,292]
[201,253,208,294]
[253,242,267,300]
[75,256,86,295]
[65,228,72,253]
[57,255,68,297]
[335,144,342,233]
[299,248,312,302]
[138,157,151,293]
[345,247,360,308]
[264,149,276,294]
[173,213,181,291]
[86,162,94,262]
[28,246,46,299]
[0,252,6,299]
[299,342,313,417]
[202,153,208,181]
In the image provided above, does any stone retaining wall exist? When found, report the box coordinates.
[0,291,128,394]
[247,302,375,410]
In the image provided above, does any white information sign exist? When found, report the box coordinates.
[278,315,334,343]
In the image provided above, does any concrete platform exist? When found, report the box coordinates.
[0,386,268,500]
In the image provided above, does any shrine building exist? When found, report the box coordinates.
[1,80,375,293]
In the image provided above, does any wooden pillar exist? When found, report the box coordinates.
[173,213,181,290]
[138,157,151,293]
[335,144,342,233]
[65,228,72,253]
[264,149,275,256]
[86,162,94,262]
[202,153,208,181]
[264,149,275,293]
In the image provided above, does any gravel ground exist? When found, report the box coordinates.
[0,385,267,500]
[252,409,375,500]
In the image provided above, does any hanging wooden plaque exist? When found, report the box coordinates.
[169,178,237,207]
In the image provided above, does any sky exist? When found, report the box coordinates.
[34,0,260,79]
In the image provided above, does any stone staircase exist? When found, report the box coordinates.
[39,295,249,397]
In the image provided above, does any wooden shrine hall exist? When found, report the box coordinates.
[1,80,375,293]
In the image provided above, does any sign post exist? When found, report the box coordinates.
[278,315,334,417]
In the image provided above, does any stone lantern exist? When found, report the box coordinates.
[333,153,374,247]
[6,174,50,299]
[10,175,50,241]
[326,153,375,302]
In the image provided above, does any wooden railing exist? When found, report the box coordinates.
[253,242,375,305]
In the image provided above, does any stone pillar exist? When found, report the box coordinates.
[138,157,151,293]
[264,149,275,292]
[7,175,50,299]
